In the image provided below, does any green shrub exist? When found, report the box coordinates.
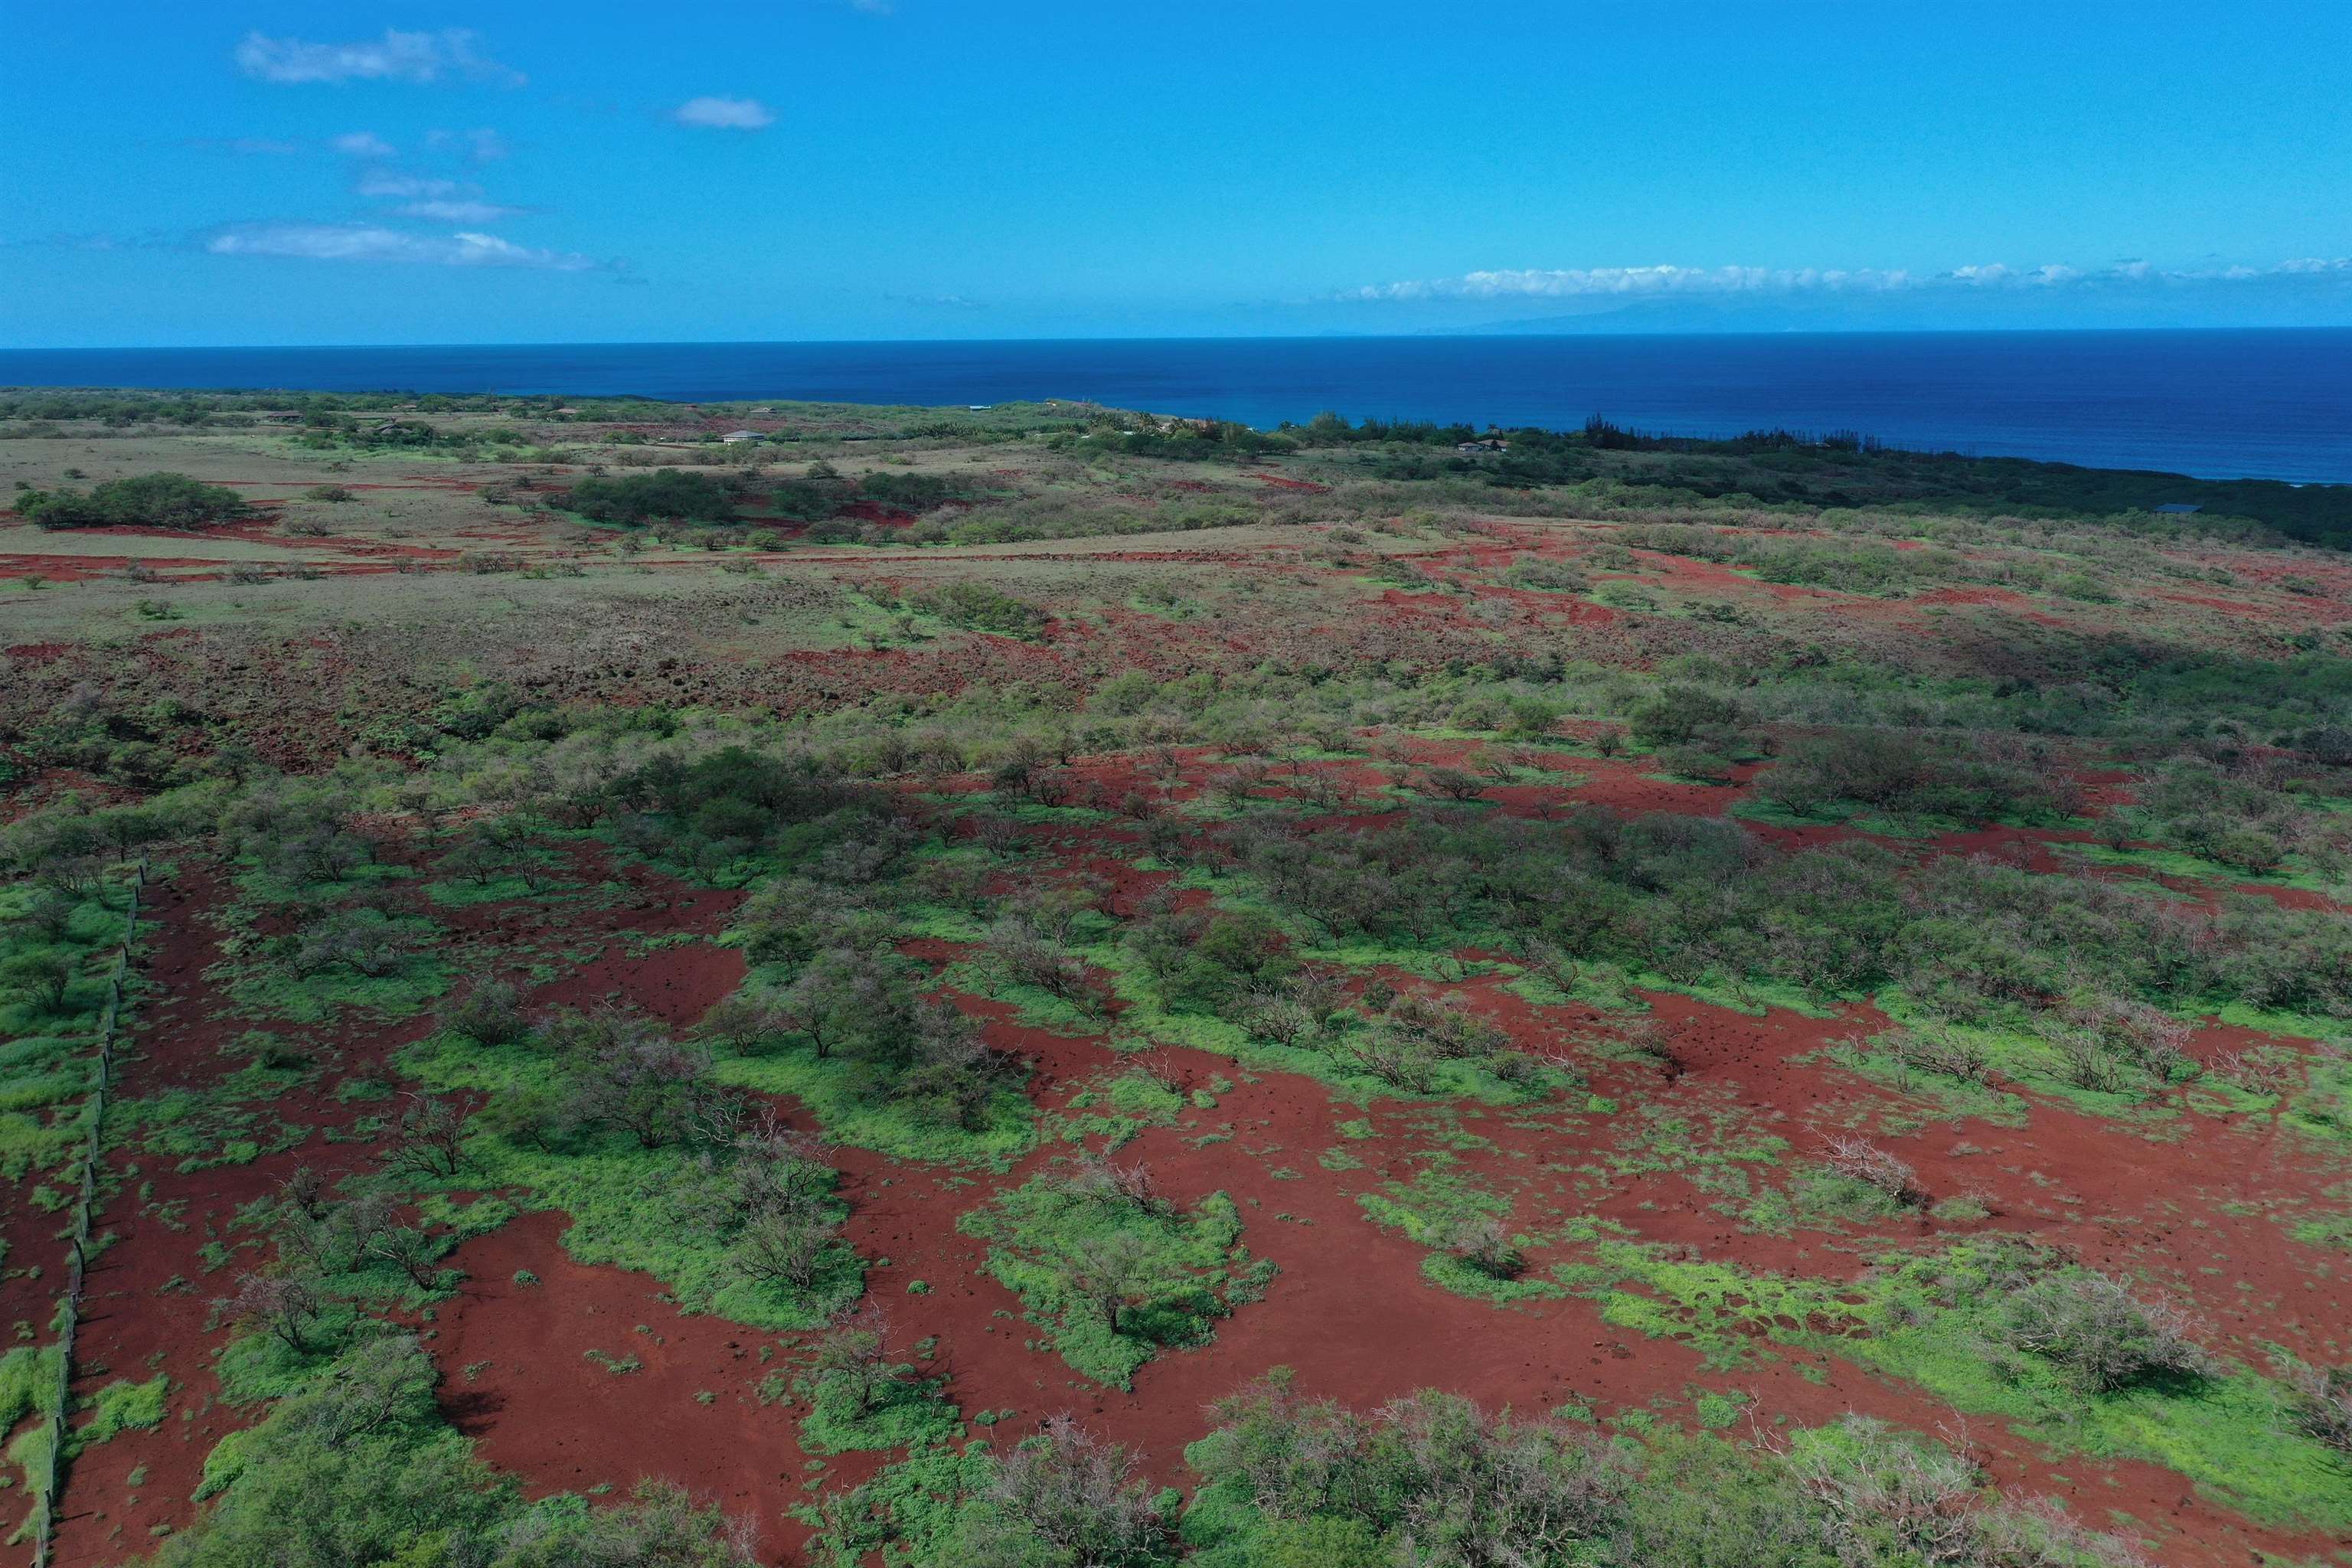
[564,469,737,525]
[21,472,246,531]
[914,583,1047,639]
[959,1159,1259,1387]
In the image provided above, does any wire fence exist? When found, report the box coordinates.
[24,858,146,1568]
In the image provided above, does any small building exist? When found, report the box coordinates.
[2153,502,2202,515]
[1455,438,1509,455]
[720,430,760,443]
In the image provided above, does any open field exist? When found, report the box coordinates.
[4,388,2352,1567]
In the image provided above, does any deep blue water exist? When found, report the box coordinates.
[4,329,2349,485]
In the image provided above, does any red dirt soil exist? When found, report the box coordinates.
[44,811,2352,1567]
[42,852,748,1564]
[432,1210,861,1567]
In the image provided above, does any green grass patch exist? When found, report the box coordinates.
[795,1370,961,1456]
[113,1061,315,1173]
[217,908,452,1024]
[1812,1034,2033,1127]
[2065,841,2341,897]
[404,1034,864,1330]
[1050,1070,1186,1151]
[959,1165,1266,1388]
[1572,1236,2352,1531]
[712,1044,1037,1170]
[74,1374,168,1450]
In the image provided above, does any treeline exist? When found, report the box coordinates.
[560,464,993,530]
[1057,413,1292,460]
[1282,410,1888,455]
[1275,410,2348,546]
[0,388,671,423]
[0,387,1104,443]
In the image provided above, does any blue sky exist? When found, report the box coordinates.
[5,1,2350,345]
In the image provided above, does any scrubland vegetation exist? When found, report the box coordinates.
[3,387,2351,1566]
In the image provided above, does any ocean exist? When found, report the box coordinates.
[4,328,2349,485]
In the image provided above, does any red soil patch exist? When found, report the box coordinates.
[2155,591,2303,622]
[822,986,2335,1568]
[0,554,122,583]
[1912,585,2042,609]
[1622,549,1824,604]
[431,1210,841,1566]
[1246,472,1329,493]
[25,515,289,544]
[2205,879,2342,912]
[1403,741,1753,820]
[855,818,2352,1565]
[2226,557,2352,596]
[531,923,747,1026]
[808,1026,1648,1492]
[836,500,920,527]
[1926,824,2078,874]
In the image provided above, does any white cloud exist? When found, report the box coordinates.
[1947,263,2084,286]
[1351,264,1912,302]
[355,172,471,200]
[1349,256,2352,303]
[354,168,524,223]
[205,223,595,270]
[331,131,397,160]
[394,199,525,223]
[675,96,775,130]
[234,28,524,87]
[425,127,511,162]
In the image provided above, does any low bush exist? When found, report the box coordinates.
[1994,1269,2213,1394]
[21,471,246,531]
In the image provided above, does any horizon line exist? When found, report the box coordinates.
[10,322,2352,354]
